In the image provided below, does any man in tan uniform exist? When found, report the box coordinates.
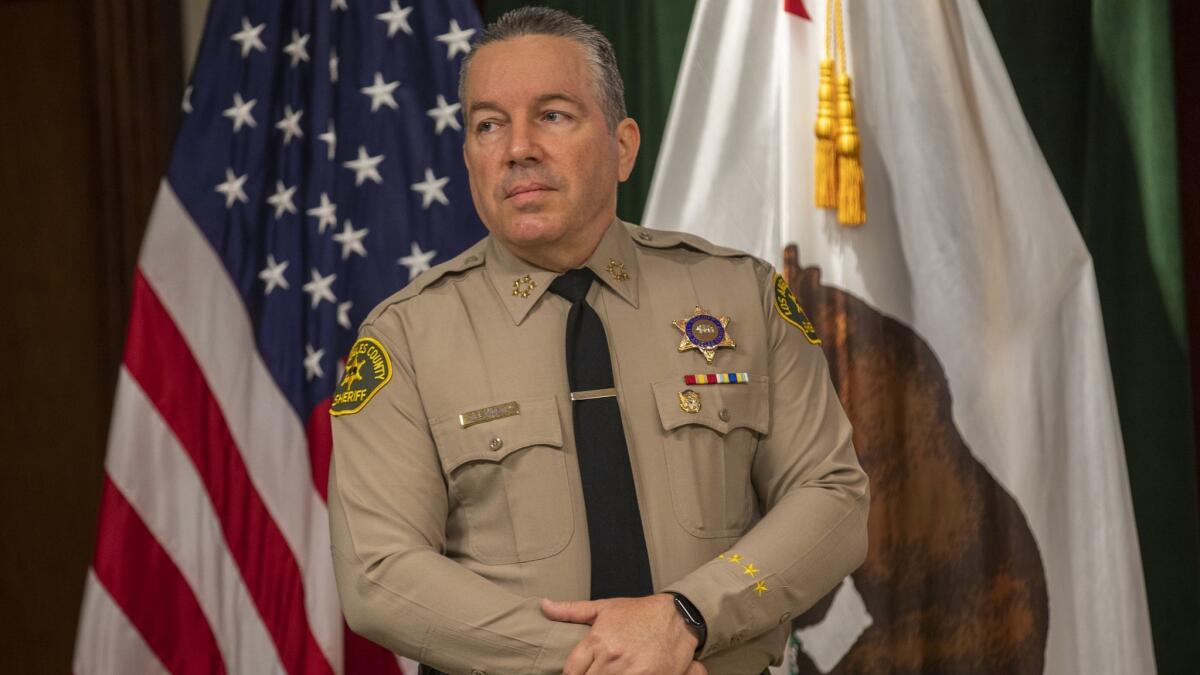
[328,8,868,675]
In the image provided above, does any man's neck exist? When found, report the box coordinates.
[503,216,614,272]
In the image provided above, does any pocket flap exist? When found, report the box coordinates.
[652,378,770,436]
[430,395,564,474]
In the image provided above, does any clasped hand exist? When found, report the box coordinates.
[541,594,707,675]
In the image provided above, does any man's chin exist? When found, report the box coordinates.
[500,214,568,245]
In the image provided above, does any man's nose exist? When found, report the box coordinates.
[504,120,542,167]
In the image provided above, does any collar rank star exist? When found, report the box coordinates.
[606,259,630,281]
[673,306,735,364]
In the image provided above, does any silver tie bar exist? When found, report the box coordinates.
[570,387,617,401]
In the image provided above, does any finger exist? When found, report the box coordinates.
[541,597,603,624]
[684,661,708,675]
[561,641,595,675]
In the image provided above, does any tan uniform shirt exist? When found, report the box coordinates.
[328,220,869,675]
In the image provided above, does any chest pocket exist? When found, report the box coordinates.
[430,395,573,564]
[652,378,771,538]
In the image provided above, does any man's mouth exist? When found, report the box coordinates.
[505,183,554,199]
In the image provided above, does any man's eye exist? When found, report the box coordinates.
[476,121,497,133]
[543,112,565,122]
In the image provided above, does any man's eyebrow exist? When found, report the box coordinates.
[468,100,504,116]
[467,92,585,116]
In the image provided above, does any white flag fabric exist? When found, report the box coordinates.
[646,1,1155,673]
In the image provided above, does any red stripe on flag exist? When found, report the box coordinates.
[308,398,333,501]
[92,476,226,675]
[344,624,405,675]
[124,272,334,675]
[783,0,811,20]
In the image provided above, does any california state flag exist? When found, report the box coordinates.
[645,0,1156,673]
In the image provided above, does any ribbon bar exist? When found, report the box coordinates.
[683,373,750,385]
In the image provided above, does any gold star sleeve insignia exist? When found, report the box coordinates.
[742,563,759,578]
[727,553,743,564]
[754,580,768,597]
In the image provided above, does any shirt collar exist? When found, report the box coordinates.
[486,218,641,325]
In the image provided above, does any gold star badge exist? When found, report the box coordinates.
[727,553,743,564]
[742,564,759,578]
[754,581,768,597]
[673,306,735,364]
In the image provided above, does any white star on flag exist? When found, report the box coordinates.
[275,106,304,144]
[318,120,336,160]
[337,301,354,330]
[303,344,325,381]
[329,48,339,83]
[331,0,348,11]
[223,92,257,132]
[361,72,401,112]
[306,192,338,234]
[182,85,193,114]
[398,241,437,280]
[302,268,337,309]
[258,255,290,294]
[426,95,462,134]
[215,168,249,208]
[283,30,310,67]
[266,181,298,218]
[377,1,415,38]
[410,168,449,208]
[332,220,369,260]
[344,146,384,186]
[231,17,267,58]
[436,19,476,59]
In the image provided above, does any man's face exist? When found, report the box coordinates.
[462,35,638,261]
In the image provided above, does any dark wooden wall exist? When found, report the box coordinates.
[0,1,179,672]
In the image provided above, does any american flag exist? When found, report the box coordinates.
[73,1,485,673]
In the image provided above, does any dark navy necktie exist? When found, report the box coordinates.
[549,268,653,599]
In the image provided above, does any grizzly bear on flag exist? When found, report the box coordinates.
[785,245,1049,675]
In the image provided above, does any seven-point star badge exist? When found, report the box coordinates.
[673,306,735,364]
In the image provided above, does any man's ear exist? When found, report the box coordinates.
[616,117,641,183]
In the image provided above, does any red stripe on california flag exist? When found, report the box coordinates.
[124,272,335,675]
[783,0,810,20]
[308,398,333,501]
[92,476,226,675]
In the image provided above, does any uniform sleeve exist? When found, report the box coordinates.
[663,264,869,658]
[328,315,588,674]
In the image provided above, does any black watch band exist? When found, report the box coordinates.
[667,591,707,656]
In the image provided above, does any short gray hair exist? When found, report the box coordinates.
[458,7,627,131]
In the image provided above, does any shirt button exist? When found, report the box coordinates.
[489,437,503,451]
[719,408,730,422]
[465,255,479,264]
[637,231,653,241]
[779,612,791,624]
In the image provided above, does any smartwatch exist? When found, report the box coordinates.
[667,592,708,656]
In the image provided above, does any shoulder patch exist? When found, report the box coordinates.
[330,337,393,416]
[772,274,821,345]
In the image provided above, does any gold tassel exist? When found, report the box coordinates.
[835,72,866,226]
[814,59,838,208]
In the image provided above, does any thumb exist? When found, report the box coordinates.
[540,597,604,624]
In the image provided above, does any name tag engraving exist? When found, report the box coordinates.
[459,401,521,428]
